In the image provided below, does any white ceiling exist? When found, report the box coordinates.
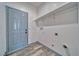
[28,2,44,7]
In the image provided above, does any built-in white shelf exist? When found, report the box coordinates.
[34,2,69,21]
[34,2,78,27]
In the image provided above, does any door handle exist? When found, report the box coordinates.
[25,29,28,33]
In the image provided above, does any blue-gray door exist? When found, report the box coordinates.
[7,7,28,53]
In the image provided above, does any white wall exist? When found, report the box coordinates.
[35,2,79,56]
[0,3,6,56]
[0,2,37,55]
[37,24,79,56]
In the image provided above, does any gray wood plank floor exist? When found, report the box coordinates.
[8,42,60,56]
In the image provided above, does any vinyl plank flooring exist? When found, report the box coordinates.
[9,42,60,56]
